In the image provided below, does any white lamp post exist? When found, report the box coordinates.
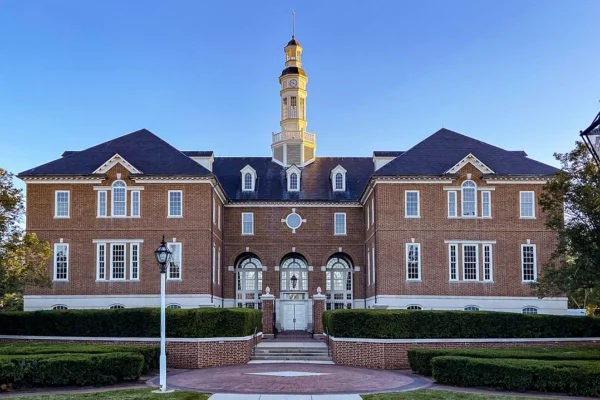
[153,236,173,394]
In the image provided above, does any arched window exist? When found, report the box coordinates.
[236,255,263,309]
[52,305,68,310]
[407,305,422,310]
[464,306,480,311]
[335,173,344,190]
[112,180,127,216]
[326,255,353,310]
[280,254,308,294]
[109,304,125,309]
[289,173,298,190]
[244,173,253,190]
[167,304,182,309]
[522,306,538,314]
[461,180,476,217]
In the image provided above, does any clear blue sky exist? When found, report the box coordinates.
[1,1,599,192]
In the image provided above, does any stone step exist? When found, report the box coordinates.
[254,349,329,354]
[251,355,333,361]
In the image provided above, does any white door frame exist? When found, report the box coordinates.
[281,300,308,331]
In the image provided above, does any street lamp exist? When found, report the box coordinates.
[579,110,600,167]
[153,236,173,394]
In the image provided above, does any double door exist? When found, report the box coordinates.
[283,302,307,331]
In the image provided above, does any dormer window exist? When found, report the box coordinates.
[240,165,257,192]
[330,165,347,191]
[286,165,301,192]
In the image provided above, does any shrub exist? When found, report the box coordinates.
[408,346,600,376]
[0,307,262,338]
[323,309,600,339]
[0,343,159,373]
[431,356,600,397]
[0,352,144,389]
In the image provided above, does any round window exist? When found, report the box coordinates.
[286,213,302,230]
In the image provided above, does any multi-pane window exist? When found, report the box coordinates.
[449,244,458,281]
[522,307,538,314]
[334,213,346,235]
[483,244,493,281]
[462,244,478,280]
[448,191,457,217]
[168,190,182,217]
[236,256,263,309]
[167,243,182,280]
[217,248,221,285]
[289,173,299,190]
[481,191,491,217]
[462,181,476,216]
[290,96,297,118]
[112,181,127,216]
[325,256,353,310]
[405,191,420,217]
[335,173,343,190]
[218,205,221,230]
[110,304,125,309]
[242,212,254,235]
[372,247,376,283]
[55,191,70,218]
[520,191,535,218]
[130,243,140,280]
[53,243,69,281]
[111,244,126,280]
[97,243,106,280]
[244,173,253,190]
[212,245,216,283]
[406,243,421,280]
[366,205,370,228]
[212,197,215,224]
[97,191,107,217]
[464,306,480,311]
[52,305,68,310]
[371,198,374,225]
[167,304,182,309]
[131,191,140,217]
[407,305,422,310]
[521,244,537,282]
[280,256,308,291]
[367,251,371,285]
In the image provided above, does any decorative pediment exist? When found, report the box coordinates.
[93,154,141,174]
[445,153,494,175]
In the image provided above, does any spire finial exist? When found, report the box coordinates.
[292,10,295,39]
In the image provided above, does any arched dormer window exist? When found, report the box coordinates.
[240,165,257,192]
[330,165,347,191]
[112,180,127,216]
[461,180,477,217]
[286,165,301,192]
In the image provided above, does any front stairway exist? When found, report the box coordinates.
[249,341,333,364]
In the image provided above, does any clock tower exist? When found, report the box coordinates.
[272,33,316,167]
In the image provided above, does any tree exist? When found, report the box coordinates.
[537,141,600,314]
[0,168,51,311]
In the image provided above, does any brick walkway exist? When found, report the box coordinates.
[148,364,429,394]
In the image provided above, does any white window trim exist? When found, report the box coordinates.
[212,245,216,283]
[111,181,127,218]
[448,244,459,281]
[217,248,221,285]
[97,191,107,218]
[218,204,221,230]
[241,165,257,192]
[483,243,493,282]
[54,190,70,218]
[461,180,477,218]
[366,205,370,229]
[334,212,347,235]
[96,243,107,281]
[405,243,421,281]
[53,243,69,281]
[286,165,302,192]
[367,251,371,286]
[168,190,183,218]
[447,191,457,218]
[371,198,375,225]
[167,242,183,281]
[522,306,538,314]
[242,212,254,235]
[405,190,420,218]
[462,243,479,281]
[110,243,127,281]
[372,246,376,283]
[481,191,491,218]
[130,190,141,218]
[331,165,347,192]
[521,243,537,283]
[129,243,140,281]
[520,191,536,219]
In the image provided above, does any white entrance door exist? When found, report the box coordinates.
[283,302,307,331]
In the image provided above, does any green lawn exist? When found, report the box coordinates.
[362,389,536,400]
[5,389,210,400]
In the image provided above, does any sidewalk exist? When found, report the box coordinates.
[208,395,362,400]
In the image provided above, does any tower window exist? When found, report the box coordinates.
[290,97,297,118]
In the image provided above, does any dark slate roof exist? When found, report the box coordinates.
[510,150,528,157]
[182,151,214,157]
[212,157,372,202]
[373,151,404,157]
[280,66,306,77]
[374,128,558,176]
[19,129,211,177]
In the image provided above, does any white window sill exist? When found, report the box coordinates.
[167,278,182,281]
[463,279,480,282]
[168,215,183,218]
[522,280,537,284]
[334,233,347,236]
[54,216,70,219]
[520,216,536,220]
[405,216,421,219]
[98,216,141,219]
[53,279,69,282]
[242,233,254,236]
[406,279,422,282]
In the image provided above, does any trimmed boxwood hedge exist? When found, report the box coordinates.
[0,352,144,389]
[0,343,159,373]
[431,356,600,397]
[408,347,600,376]
[0,307,262,338]
[323,309,600,339]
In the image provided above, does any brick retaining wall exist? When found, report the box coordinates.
[328,336,600,369]
[0,333,262,369]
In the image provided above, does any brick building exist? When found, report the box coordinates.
[18,34,566,331]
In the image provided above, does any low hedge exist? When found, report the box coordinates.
[431,356,600,397]
[408,347,600,376]
[0,307,262,338]
[323,309,600,339]
[0,343,159,373]
[0,352,144,389]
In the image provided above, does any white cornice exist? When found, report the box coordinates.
[130,177,212,183]
[93,153,141,174]
[445,153,494,174]
[224,202,362,208]
[20,177,104,184]
[484,178,549,184]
